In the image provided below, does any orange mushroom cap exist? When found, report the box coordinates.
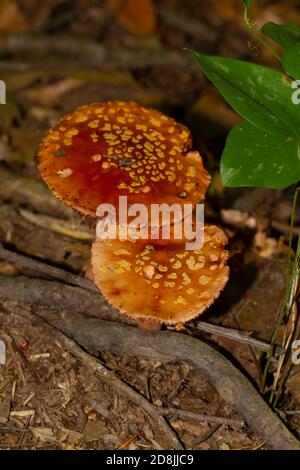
[91,225,229,324]
[38,101,210,217]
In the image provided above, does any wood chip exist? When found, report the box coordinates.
[0,339,6,365]
[30,426,54,442]
[19,209,93,241]
[22,392,35,407]
[10,409,35,418]
[29,353,50,361]
[0,395,11,424]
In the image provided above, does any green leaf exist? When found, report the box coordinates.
[243,0,252,8]
[282,43,300,79]
[262,22,300,51]
[192,51,300,137]
[221,121,300,189]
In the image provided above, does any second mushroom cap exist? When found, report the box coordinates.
[91,225,229,324]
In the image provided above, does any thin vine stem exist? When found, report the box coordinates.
[272,237,300,406]
[288,186,300,268]
[261,188,300,399]
[243,7,281,62]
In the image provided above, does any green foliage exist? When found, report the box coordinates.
[221,122,300,189]
[192,51,300,188]
[192,52,299,135]
[192,0,300,191]
[282,43,300,80]
[262,22,300,51]
[262,22,300,79]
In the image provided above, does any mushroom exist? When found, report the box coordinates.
[38,101,210,221]
[37,100,229,328]
[91,225,229,324]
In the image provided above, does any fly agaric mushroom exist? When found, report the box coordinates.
[38,101,210,219]
[37,100,229,327]
[91,225,229,324]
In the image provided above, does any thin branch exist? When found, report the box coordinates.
[25,305,300,450]
[0,244,98,293]
[0,276,129,324]
[0,166,73,218]
[157,405,244,429]
[191,321,283,356]
[0,42,194,72]
[158,6,216,42]
[0,204,88,272]
[0,256,285,353]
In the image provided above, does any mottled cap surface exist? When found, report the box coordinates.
[38,101,211,217]
[91,225,229,324]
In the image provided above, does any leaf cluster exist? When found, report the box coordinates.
[192,2,300,189]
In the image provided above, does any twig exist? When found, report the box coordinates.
[0,204,89,272]
[17,416,31,449]
[0,257,284,356]
[19,209,93,241]
[0,166,73,218]
[157,405,244,429]
[0,245,98,293]
[0,276,129,324]
[0,37,194,71]
[0,265,284,356]
[158,7,216,42]
[191,321,283,355]
[0,267,287,359]
[272,221,300,237]
[0,33,105,66]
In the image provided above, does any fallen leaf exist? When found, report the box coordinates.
[219,442,230,450]
[117,435,136,449]
[61,428,84,445]
[109,0,156,35]
[83,420,107,442]
[30,426,54,442]
[0,0,27,32]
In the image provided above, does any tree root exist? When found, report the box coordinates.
[29,306,300,450]
[38,319,184,450]
[0,274,299,449]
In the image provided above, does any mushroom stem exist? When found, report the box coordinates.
[137,318,162,331]
[84,255,94,282]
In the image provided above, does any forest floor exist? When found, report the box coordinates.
[0,0,300,450]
